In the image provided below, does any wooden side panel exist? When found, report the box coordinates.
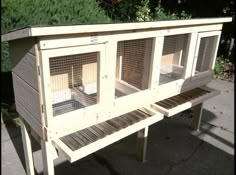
[12,73,41,123]
[82,62,97,85]
[9,38,38,91]
[16,100,42,137]
[161,54,175,66]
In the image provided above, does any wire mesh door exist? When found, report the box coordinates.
[115,38,153,98]
[50,52,99,116]
[112,37,155,116]
[192,31,221,80]
[158,34,189,86]
[40,44,106,118]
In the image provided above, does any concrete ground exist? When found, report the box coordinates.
[1,79,234,175]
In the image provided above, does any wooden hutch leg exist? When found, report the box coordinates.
[136,126,149,163]
[41,140,55,175]
[191,103,203,132]
[20,119,35,175]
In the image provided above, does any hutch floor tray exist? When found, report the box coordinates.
[151,86,220,117]
[53,107,163,162]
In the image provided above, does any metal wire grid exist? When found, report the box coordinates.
[49,52,99,116]
[116,38,153,97]
[196,36,216,73]
[159,34,189,85]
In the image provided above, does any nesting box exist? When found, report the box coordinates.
[1,17,231,174]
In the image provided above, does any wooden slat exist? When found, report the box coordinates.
[121,114,136,124]
[79,130,95,143]
[13,73,41,123]
[60,137,77,151]
[129,111,146,121]
[117,117,131,126]
[107,120,122,130]
[109,119,123,129]
[119,115,134,124]
[74,132,91,146]
[16,100,42,137]
[127,113,143,123]
[164,99,178,107]
[83,129,98,142]
[169,96,186,104]
[156,100,173,109]
[100,122,117,134]
[59,108,158,154]
[153,87,218,117]
[90,126,106,138]
[10,38,38,91]
[95,123,112,135]
[177,93,192,101]
[87,127,103,138]
[157,88,210,108]
[69,134,84,149]
[54,109,163,162]
[115,117,130,127]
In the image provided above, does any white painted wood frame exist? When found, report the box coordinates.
[136,126,149,163]
[191,31,222,81]
[37,24,223,50]
[41,140,55,175]
[2,17,231,42]
[39,44,106,138]
[191,103,203,131]
[20,118,35,175]
[112,36,164,119]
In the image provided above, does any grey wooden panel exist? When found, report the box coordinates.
[12,73,41,123]
[15,99,42,137]
[9,38,38,91]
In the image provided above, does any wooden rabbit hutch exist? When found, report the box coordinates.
[1,17,231,175]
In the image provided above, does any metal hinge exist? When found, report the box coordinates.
[38,66,41,76]
[41,104,44,113]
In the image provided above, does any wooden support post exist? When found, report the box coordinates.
[41,140,55,175]
[191,103,203,132]
[20,119,35,175]
[136,126,149,163]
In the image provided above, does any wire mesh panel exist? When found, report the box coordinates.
[195,36,218,74]
[49,52,99,116]
[115,38,153,98]
[159,34,189,85]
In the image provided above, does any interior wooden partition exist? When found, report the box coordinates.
[2,17,232,175]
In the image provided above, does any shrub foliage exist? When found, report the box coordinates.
[1,0,111,72]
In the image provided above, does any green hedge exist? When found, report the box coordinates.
[1,0,111,72]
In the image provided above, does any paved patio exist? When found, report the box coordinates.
[1,79,234,175]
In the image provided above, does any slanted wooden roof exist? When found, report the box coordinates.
[1,17,232,42]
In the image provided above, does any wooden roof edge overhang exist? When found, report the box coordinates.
[1,17,232,42]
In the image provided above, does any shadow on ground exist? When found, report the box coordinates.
[3,109,234,175]
[196,109,234,149]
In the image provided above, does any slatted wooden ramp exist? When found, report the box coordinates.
[52,107,163,162]
[151,86,220,117]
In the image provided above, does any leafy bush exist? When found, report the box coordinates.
[1,0,111,72]
[213,56,234,81]
[152,7,191,20]
[99,0,191,22]
[214,57,224,75]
